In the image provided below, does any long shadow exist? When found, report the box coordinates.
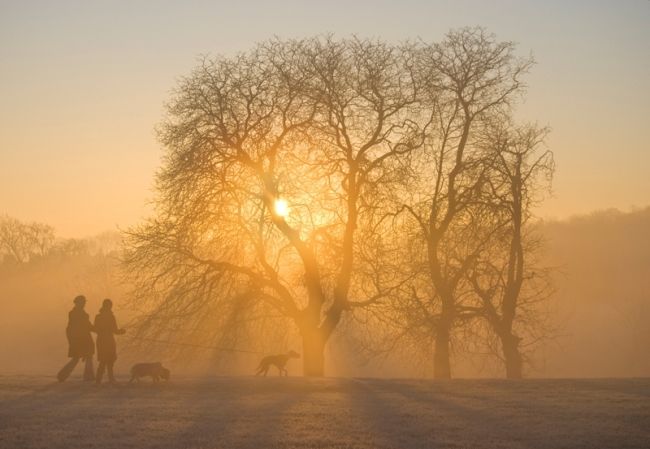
[168,376,311,449]
[0,375,144,449]
[262,377,363,448]
[343,378,440,449]
[346,377,547,449]
[348,378,650,449]
[0,375,100,411]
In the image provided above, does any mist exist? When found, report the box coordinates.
[1,207,648,378]
[536,208,650,377]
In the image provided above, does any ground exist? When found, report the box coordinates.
[0,375,648,449]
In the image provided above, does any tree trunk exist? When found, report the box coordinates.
[502,334,523,379]
[433,324,452,379]
[301,329,326,377]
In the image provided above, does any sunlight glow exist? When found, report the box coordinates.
[274,198,290,218]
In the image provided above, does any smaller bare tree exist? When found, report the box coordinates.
[468,123,554,378]
[399,27,534,378]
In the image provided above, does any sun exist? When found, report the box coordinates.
[274,198,290,218]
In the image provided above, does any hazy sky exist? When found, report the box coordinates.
[1,0,648,237]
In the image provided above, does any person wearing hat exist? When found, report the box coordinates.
[94,298,125,384]
[57,295,95,382]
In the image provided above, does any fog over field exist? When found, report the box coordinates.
[1,207,648,379]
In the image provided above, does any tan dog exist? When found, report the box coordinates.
[255,350,300,376]
[129,362,170,383]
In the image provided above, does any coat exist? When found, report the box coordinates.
[66,307,95,359]
[94,309,121,363]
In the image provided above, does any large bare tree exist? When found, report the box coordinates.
[124,37,420,376]
[124,30,554,379]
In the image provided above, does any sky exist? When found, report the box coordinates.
[1,0,648,237]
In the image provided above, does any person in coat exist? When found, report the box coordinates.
[94,298,125,384]
[57,295,95,382]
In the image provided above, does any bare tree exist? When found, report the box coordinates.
[28,222,56,258]
[0,215,56,263]
[123,30,554,379]
[398,28,534,378]
[123,37,420,376]
[468,123,554,378]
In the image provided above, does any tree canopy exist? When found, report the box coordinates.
[125,28,554,377]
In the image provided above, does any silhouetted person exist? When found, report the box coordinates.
[94,298,125,384]
[57,295,95,382]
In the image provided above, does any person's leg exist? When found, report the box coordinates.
[83,357,95,381]
[96,362,106,384]
[107,362,115,383]
[57,357,79,382]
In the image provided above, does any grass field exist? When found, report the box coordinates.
[0,375,648,448]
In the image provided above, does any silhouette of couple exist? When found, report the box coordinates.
[57,295,125,384]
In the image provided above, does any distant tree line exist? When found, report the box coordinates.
[0,215,121,265]
[119,27,555,378]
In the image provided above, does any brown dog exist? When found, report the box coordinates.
[255,350,300,376]
[129,362,170,383]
